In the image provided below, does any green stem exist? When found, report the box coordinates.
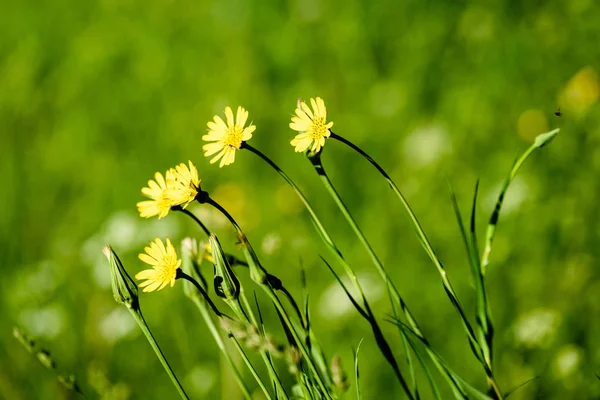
[243,143,415,398]
[309,148,469,398]
[229,335,274,400]
[205,196,334,400]
[480,144,536,273]
[130,310,189,400]
[174,206,211,236]
[228,292,289,400]
[179,271,224,317]
[189,296,253,400]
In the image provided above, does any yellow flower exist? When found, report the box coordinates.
[290,97,333,153]
[135,238,182,292]
[137,170,175,219]
[203,106,256,167]
[166,161,201,208]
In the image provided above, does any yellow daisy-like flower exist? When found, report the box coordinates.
[290,97,334,153]
[203,106,256,167]
[137,170,175,219]
[166,161,201,208]
[135,238,182,292]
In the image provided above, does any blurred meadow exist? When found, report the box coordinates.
[2,0,600,398]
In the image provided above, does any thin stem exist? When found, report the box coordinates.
[230,292,290,400]
[243,143,416,397]
[480,144,536,273]
[190,296,253,400]
[205,196,334,400]
[330,133,501,398]
[178,271,224,317]
[242,143,339,253]
[229,335,274,400]
[174,206,211,236]
[309,150,469,398]
[130,310,189,400]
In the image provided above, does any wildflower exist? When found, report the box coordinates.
[136,238,182,292]
[137,170,175,219]
[166,161,201,208]
[290,97,333,153]
[203,106,255,167]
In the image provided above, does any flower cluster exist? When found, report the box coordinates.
[136,161,201,220]
[134,97,333,292]
[201,98,333,168]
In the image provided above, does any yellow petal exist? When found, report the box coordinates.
[139,253,158,266]
[224,107,234,127]
[242,125,255,140]
[236,106,248,127]
[135,269,156,280]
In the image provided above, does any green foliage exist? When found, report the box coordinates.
[2,1,600,399]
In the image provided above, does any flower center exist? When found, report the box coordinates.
[157,257,178,280]
[224,125,244,149]
[310,117,328,139]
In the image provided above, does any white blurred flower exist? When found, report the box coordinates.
[319,273,383,319]
[99,308,137,344]
[19,305,66,339]
[513,308,561,348]
[552,344,583,378]
[262,233,282,255]
[485,176,530,216]
[186,365,216,397]
[403,123,451,168]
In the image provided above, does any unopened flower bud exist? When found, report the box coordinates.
[103,245,139,310]
[210,235,240,301]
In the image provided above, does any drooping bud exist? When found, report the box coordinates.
[209,234,241,301]
[103,245,139,310]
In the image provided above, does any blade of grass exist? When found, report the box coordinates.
[309,151,473,397]
[481,128,560,274]
[353,339,364,400]
[327,133,500,395]
[503,376,539,398]
[387,317,494,400]
[447,180,497,395]
[243,143,417,395]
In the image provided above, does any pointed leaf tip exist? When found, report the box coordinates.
[533,128,560,148]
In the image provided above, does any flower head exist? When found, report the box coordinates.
[290,97,333,153]
[137,171,175,219]
[135,238,182,292]
[203,106,255,167]
[166,161,201,208]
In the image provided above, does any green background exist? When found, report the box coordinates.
[1,0,599,398]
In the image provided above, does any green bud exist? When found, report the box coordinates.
[103,245,139,310]
[210,234,240,301]
[533,128,559,148]
[237,233,269,285]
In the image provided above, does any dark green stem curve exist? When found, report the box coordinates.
[174,206,211,236]
[178,270,224,317]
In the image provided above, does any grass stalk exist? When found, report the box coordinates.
[129,310,190,400]
[206,196,334,400]
[243,143,416,397]
[308,150,471,398]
